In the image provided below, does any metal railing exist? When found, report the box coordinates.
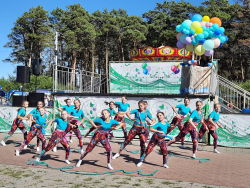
[53,65,101,93]
[216,75,250,113]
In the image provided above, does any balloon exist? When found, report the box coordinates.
[171,65,177,72]
[188,61,192,64]
[181,22,190,30]
[196,27,203,34]
[199,39,206,44]
[204,49,214,56]
[224,36,228,42]
[174,68,180,74]
[192,38,199,46]
[195,45,205,55]
[190,29,195,34]
[177,41,186,49]
[191,35,195,40]
[202,16,210,22]
[191,21,201,30]
[180,34,188,44]
[200,21,206,27]
[176,25,182,32]
[214,29,222,36]
[191,60,195,63]
[208,63,212,67]
[218,43,223,48]
[183,20,192,27]
[201,26,207,31]
[211,38,221,48]
[210,17,222,27]
[186,44,194,52]
[203,40,215,51]
[212,23,219,30]
[219,27,225,33]
[143,68,148,75]
[193,61,197,65]
[203,31,209,38]
[191,14,202,22]
[196,33,204,41]
[185,37,192,45]
[182,29,190,34]
[146,66,151,72]
[177,33,182,40]
[220,36,226,43]
[142,63,148,69]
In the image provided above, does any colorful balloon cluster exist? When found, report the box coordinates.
[176,14,228,56]
[171,63,180,74]
[142,63,151,75]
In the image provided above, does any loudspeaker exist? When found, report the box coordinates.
[28,93,44,107]
[33,58,42,75]
[12,96,28,107]
[16,66,30,83]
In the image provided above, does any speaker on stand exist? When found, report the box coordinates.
[28,93,44,107]
[33,58,42,91]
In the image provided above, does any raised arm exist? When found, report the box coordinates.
[111,122,123,130]
[149,126,164,136]
[17,114,28,121]
[46,119,55,130]
[126,111,137,121]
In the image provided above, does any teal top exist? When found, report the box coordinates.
[107,108,116,116]
[17,108,26,118]
[208,111,220,123]
[93,118,119,131]
[71,108,84,119]
[190,110,203,123]
[115,102,130,112]
[130,109,153,126]
[153,121,170,137]
[54,118,68,131]
[29,108,40,116]
[176,104,192,116]
[33,114,48,128]
[62,105,74,114]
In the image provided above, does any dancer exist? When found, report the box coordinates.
[16,107,48,156]
[166,101,204,159]
[36,110,72,164]
[27,101,45,151]
[114,96,131,139]
[76,109,123,170]
[1,101,29,146]
[198,103,223,153]
[167,97,192,148]
[65,99,85,153]
[112,101,155,159]
[137,112,170,168]
[58,99,74,143]
[83,101,116,139]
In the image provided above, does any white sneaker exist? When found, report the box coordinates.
[145,143,148,147]
[112,153,120,159]
[192,153,196,159]
[76,160,82,167]
[107,163,113,170]
[37,147,40,151]
[65,160,71,164]
[69,140,73,143]
[23,145,27,149]
[53,147,57,152]
[1,140,6,146]
[214,149,220,154]
[181,144,186,149]
[81,149,84,154]
[137,162,143,167]
[36,157,40,162]
[16,150,20,156]
[163,164,169,168]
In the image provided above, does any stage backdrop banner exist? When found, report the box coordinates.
[0,107,53,134]
[216,114,250,147]
[110,62,182,94]
[54,96,209,142]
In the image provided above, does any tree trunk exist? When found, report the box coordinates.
[119,36,124,61]
[240,53,244,80]
[229,56,233,79]
[71,51,77,85]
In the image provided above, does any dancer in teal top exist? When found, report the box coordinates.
[114,96,131,140]
[76,109,123,170]
[28,101,45,151]
[199,103,223,153]
[167,97,192,148]
[113,101,156,160]
[1,101,29,146]
[137,112,171,168]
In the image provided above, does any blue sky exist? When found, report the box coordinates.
[0,0,235,79]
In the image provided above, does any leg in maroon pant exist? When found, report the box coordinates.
[198,124,207,141]
[210,130,218,149]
